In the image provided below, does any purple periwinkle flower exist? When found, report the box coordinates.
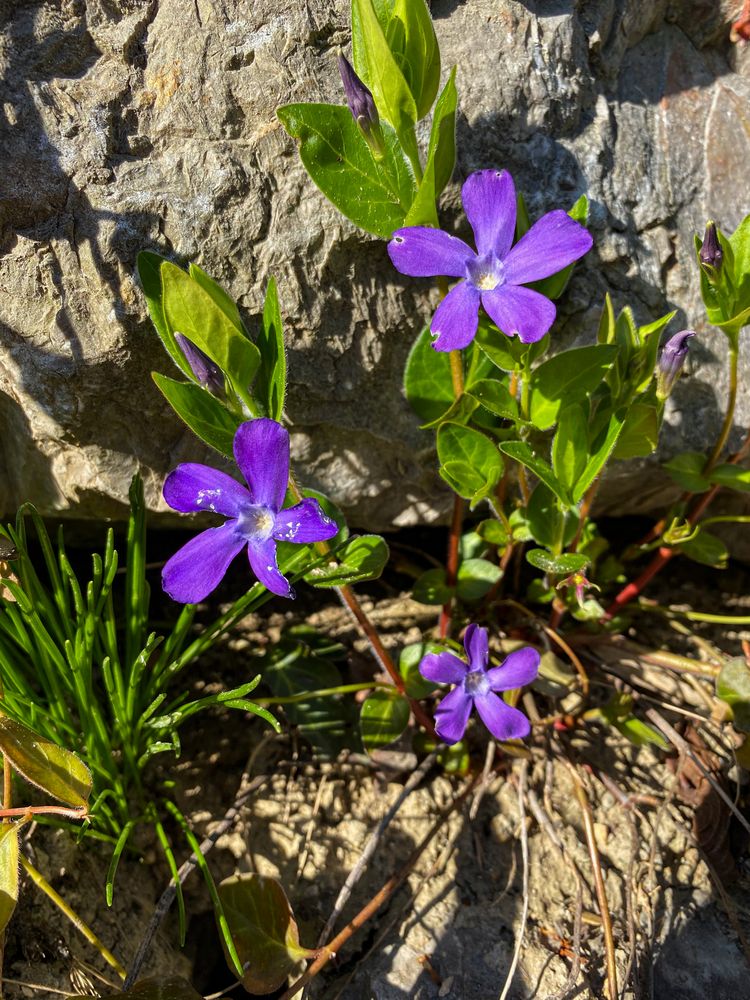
[388,170,593,351]
[699,221,723,274]
[338,53,384,158]
[175,333,225,396]
[162,419,338,603]
[657,329,695,400]
[419,624,540,745]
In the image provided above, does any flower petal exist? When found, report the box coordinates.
[419,651,468,686]
[474,692,531,741]
[486,647,540,692]
[481,285,556,343]
[463,623,489,671]
[162,522,244,604]
[434,686,474,745]
[247,536,294,598]
[233,419,289,511]
[163,463,251,517]
[273,498,338,543]
[388,228,474,278]
[430,280,481,351]
[461,170,517,258]
[502,209,593,284]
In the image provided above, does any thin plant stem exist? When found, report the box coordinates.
[704,340,739,472]
[279,772,481,1000]
[439,495,464,640]
[19,856,126,980]
[254,682,388,706]
[0,805,87,821]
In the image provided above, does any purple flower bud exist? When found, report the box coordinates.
[699,221,723,274]
[657,329,695,400]
[338,53,384,158]
[175,333,225,396]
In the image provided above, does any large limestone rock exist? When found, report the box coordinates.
[1,0,748,526]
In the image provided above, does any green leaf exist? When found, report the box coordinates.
[474,323,548,373]
[709,464,750,492]
[304,535,389,587]
[351,0,418,145]
[97,977,204,1000]
[152,374,239,456]
[552,403,588,494]
[403,326,455,422]
[572,408,626,503]
[420,393,478,430]
[0,825,18,935]
[137,251,193,378]
[437,423,503,501]
[664,451,711,493]
[729,213,750,310]
[525,483,576,550]
[277,103,414,238]
[218,874,314,994]
[456,558,502,601]
[529,345,619,430]
[187,263,244,332]
[467,377,519,422]
[399,642,441,698]
[717,657,750,732]
[0,714,92,808]
[389,0,441,119]
[412,567,452,605]
[404,68,457,226]
[526,549,589,575]
[360,689,410,751]
[531,195,589,301]
[612,402,659,459]
[612,716,669,749]
[676,529,728,568]
[476,518,510,547]
[160,262,260,409]
[255,277,287,421]
[498,441,568,504]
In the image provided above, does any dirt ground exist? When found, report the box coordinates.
[5,561,750,1000]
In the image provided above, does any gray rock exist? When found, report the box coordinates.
[1,0,748,527]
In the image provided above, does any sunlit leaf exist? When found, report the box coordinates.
[0,715,92,808]
[360,689,410,751]
[0,824,18,934]
[304,535,389,587]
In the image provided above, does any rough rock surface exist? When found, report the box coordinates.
[1,0,749,526]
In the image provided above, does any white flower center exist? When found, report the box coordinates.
[237,504,275,541]
[464,670,490,697]
[467,252,504,292]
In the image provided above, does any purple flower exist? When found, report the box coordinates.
[699,221,723,273]
[657,329,695,400]
[420,624,539,745]
[175,333,224,396]
[338,53,384,158]
[388,170,593,351]
[162,419,338,603]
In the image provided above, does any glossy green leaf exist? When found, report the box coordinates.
[676,529,728,568]
[255,277,287,421]
[0,825,18,935]
[664,451,711,493]
[499,441,568,504]
[187,263,244,332]
[612,402,659,459]
[218,874,313,995]
[729,213,750,309]
[404,68,456,227]
[467,377,519,422]
[437,423,503,501]
[399,642,441,698]
[97,977,204,1000]
[525,484,575,550]
[152,374,239,457]
[360,689,410,751]
[403,326,455,422]
[572,408,626,502]
[474,323,548,373]
[412,567,452,605]
[529,345,619,429]
[717,657,750,732]
[552,403,588,493]
[389,0,441,119]
[137,251,193,378]
[709,464,750,492]
[526,549,589,575]
[351,0,418,144]
[0,714,92,808]
[456,558,502,601]
[439,460,485,501]
[304,535,389,587]
[160,262,260,408]
[277,103,414,238]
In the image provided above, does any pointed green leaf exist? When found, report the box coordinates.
[529,345,619,429]
[437,422,503,500]
[389,0,441,119]
[664,451,711,493]
[0,715,92,808]
[218,874,314,994]
[256,277,287,421]
[552,403,588,493]
[152,374,239,457]
[404,68,457,226]
[572,408,626,502]
[404,326,454,422]
[360,689,410,751]
[187,263,244,332]
[137,251,193,378]
[0,824,18,935]
[709,464,750,492]
[612,402,659,459]
[467,377,519,422]
[499,441,568,503]
[526,550,589,575]
[304,535,389,588]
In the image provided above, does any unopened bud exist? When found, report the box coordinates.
[657,329,695,400]
[175,333,224,396]
[338,53,384,158]
[699,221,723,278]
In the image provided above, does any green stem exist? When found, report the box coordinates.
[704,339,739,472]
[254,682,389,706]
